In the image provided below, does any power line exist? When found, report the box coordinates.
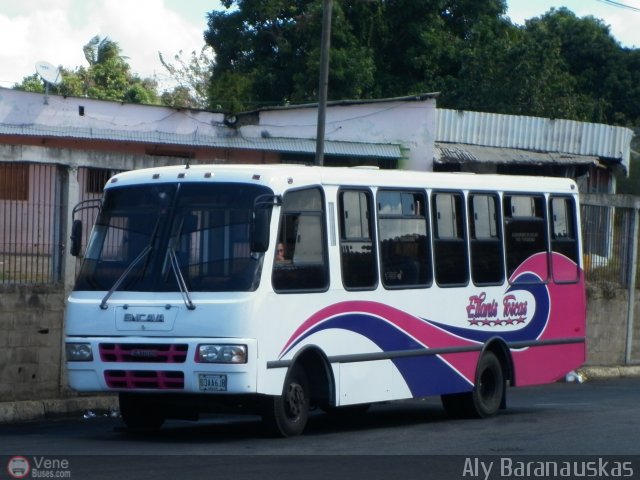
[596,0,640,13]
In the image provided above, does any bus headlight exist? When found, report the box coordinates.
[197,344,247,364]
[65,343,94,362]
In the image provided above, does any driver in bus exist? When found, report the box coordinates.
[275,242,290,264]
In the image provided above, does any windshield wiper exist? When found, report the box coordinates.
[99,244,152,310]
[167,247,196,310]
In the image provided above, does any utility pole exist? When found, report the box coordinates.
[315,0,333,166]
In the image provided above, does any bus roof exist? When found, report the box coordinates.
[104,164,579,195]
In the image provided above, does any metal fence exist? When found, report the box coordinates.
[580,194,640,288]
[0,163,125,284]
[0,162,64,284]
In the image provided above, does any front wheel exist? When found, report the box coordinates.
[262,365,310,437]
[441,351,505,419]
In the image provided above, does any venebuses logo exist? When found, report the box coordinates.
[7,456,30,479]
[6,456,72,478]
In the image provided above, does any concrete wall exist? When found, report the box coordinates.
[246,96,437,171]
[586,284,640,366]
[0,282,635,403]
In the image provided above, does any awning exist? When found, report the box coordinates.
[435,142,601,167]
[0,123,402,160]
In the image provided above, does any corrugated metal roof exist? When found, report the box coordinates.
[436,109,632,172]
[435,142,601,166]
[0,123,402,159]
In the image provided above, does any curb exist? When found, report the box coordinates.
[0,395,117,424]
[579,365,640,379]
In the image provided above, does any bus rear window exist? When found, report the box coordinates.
[503,194,548,281]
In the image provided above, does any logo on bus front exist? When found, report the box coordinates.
[123,313,165,323]
[466,292,531,327]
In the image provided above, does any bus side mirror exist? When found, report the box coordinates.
[251,208,271,253]
[70,219,83,257]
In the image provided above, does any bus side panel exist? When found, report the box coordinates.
[338,361,393,406]
[277,301,481,402]
[511,342,585,387]
[511,252,586,386]
[392,350,480,398]
[276,253,585,399]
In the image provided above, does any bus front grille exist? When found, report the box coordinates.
[104,370,184,390]
[99,343,188,363]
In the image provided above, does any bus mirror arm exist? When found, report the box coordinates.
[70,220,83,257]
[251,195,282,253]
[69,198,102,257]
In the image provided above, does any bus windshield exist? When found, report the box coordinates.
[74,182,272,293]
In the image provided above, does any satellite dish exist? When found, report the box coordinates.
[35,61,62,85]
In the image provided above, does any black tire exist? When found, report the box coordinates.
[262,365,310,437]
[119,393,166,430]
[441,351,505,419]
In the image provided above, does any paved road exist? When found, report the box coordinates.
[1,378,639,479]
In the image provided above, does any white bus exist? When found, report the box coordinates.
[65,164,586,436]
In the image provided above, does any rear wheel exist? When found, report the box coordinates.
[262,365,310,437]
[119,393,166,430]
[441,351,505,419]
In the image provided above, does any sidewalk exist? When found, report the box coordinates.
[0,395,117,424]
[1,366,639,424]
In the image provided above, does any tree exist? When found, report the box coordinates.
[203,1,640,127]
[159,47,215,109]
[203,0,509,110]
[204,0,377,111]
[14,36,159,105]
[443,13,584,120]
[430,6,640,125]
[371,0,509,98]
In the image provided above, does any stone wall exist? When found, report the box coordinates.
[0,284,66,402]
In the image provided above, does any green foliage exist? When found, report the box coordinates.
[159,47,214,109]
[203,1,640,126]
[204,0,380,111]
[208,70,255,112]
[16,74,46,94]
[14,35,159,105]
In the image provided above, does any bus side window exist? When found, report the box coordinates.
[550,196,580,283]
[377,190,432,288]
[272,187,329,292]
[432,191,468,286]
[339,189,377,289]
[503,194,548,282]
[469,193,504,285]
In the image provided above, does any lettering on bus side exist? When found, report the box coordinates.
[466,292,528,326]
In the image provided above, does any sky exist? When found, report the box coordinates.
[0,0,639,91]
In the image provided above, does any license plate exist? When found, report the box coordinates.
[198,374,227,392]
